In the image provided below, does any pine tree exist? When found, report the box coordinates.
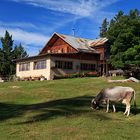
[0,48,2,75]
[99,18,108,37]
[11,43,28,74]
[0,31,28,77]
[0,31,14,76]
[13,43,28,59]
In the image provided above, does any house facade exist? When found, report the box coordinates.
[16,33,109,80]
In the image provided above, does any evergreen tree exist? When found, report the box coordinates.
[0,48,2,74]
[106,9,140,68]
[0,31,14,76]
[11,44,28,74]
[0,31,28,77]
[99,18,108,37]
[13,43,28,59]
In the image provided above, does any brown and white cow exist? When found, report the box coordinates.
[91,86,136,116]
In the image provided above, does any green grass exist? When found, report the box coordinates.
[0,77,140,140]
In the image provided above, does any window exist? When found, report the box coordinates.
[55,60,63,68]
[80,63,96,71]
[34,60,46,69]
[64,61,73,69]
[19,62,30,71]
[55,60,73,69]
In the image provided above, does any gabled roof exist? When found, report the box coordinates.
[58,33,108,48]
[89,37,108,47]
[59,33,94,52]
[39,33,106,55]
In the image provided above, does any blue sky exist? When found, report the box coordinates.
[0,0,140,56]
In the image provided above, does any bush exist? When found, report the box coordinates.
[84,71,99,77]
[54,74,80,79]
[54,72,98,80]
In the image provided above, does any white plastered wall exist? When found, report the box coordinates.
[16,56,52,80]
[16,56,98,80]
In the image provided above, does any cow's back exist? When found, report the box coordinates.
[101,86,134,102]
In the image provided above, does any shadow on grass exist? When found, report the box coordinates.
[0,96,139,124]
[108,103,139,115]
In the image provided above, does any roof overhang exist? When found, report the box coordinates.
[14,51,100,62]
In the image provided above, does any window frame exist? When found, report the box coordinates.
[34,60,46,70]
[19,62,30,71]
[55,60,73,70]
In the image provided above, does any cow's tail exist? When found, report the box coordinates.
[133,90,137,115]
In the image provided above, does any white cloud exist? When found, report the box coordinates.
[0,15,81,55]
[1,0,120,55]
[0,27,49,55]
[91,11,116,24]
[0,21,37,29]
[22,44,42,56]
[0,27,49,46]
[0,14,80,35]
[10,0,119,17]
[6,0,120,37]
[11,0,93,17]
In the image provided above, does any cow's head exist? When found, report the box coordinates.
[91,99,99,109]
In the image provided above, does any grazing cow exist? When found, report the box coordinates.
[91,86,136,116]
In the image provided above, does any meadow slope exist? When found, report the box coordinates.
[0,77,140,140]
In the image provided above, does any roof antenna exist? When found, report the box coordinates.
[72,28,76,36]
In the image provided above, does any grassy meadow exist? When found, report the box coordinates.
[0,77,140,140]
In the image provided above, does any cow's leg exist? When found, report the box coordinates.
[112,104,116,112]
[106,99,109,113]
[124,103,130,116]
[122,99,128,115]
[123,93,132,116]
[124,105,128,115]
[126,104,130,116]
